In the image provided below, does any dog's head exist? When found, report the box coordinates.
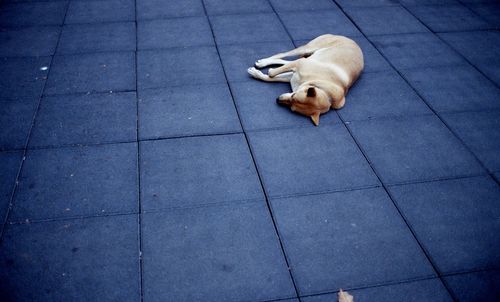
[277,85,331,126]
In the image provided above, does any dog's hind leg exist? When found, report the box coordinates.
[247,67,292,82]
[268,60,299,78]
[255,58,291,68]
[255,45,316,68]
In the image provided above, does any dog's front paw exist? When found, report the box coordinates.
[247,67,264,79]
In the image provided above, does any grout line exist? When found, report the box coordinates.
[8,211,139,225]
[132,0,145,299]
[201,1,302,300]
[298,265,500,300]
[21,131,244,151]
[0,1,70,242]
[331,1,466,301]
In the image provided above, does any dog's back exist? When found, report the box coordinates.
[298,35,364,90]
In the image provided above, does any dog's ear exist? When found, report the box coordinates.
[310,112,320,126]
[307,87,316,97]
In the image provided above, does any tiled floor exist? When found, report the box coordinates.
[0,0,499,301]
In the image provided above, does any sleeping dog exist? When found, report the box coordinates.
[248,34,364,126]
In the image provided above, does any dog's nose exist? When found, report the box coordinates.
[276,97,280,104]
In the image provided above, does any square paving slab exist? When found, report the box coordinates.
[0,215,140,302]
[0,97,38,150]
[348,115,485,184]
[138,17,214,50]
[30,92,137,148]
[0,56,51,98]
[45,52,136,95]
[138,83,241,139]
[445,270,500,302]
[137,47,225,89]
[401,64,500,113]
[0,151,22,222]
[442,110,500,173]
[137,0,204,20]
[210,13,290,45]
[279,10,362,41]
[0,2,67,27]
[65,0,135,24]
[57,22,136,54]
[406,4,490,32]
[272,188,435,295]
[140,134,263,211]
[389,176,500,274]
[344,6,429,36]
[270,0,337,11]
[10,143,138,221]
[204,0,273,15]
[0,26,60,57]
[248,124,379,197]
[142,201,295,302]
[370,33,467,70]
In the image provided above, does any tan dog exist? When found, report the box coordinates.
[247,34,364,126]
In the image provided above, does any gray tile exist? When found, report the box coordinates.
[336,0,400,7]
[401,65,500,113]
[279,10,362,41]
[0,26,60,57]
[204,0,273,15]
[0,56,51,98]
[11,143,138,221]
[270,0,337,11]
[137,47,225,90]
[137,0,204,20]
[248,125,379,197]
[0,151,22,222]
[442,110,500,173]
[345,6,429,36]
[389,176,500,273]
[0,215,140,301]
[45,52,136,95]
[140,134,263,210]
[370,33,466,70]
[272,188,435,295]
[138,17,214,50]
[407,4,490,32]
[465,3,500,28]
[0,97,38,150]
[210,13,290,45]
[142,202,295,302]
[57,22,136,54]
[348,115,485,184]
[0,2,68,27]
[30,92,137,147]
[445,270,500,302]
[138,84,241,139]
[65,0,135,24]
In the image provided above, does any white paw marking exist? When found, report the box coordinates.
[255,59,268,68]
[247,67,264,78]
